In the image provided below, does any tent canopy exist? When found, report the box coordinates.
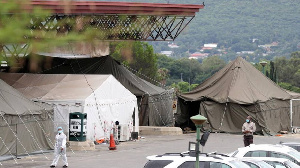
[0,79,53,115]
[180,57,292,104]
[0,73,115,101]
[14,54,166,96]
[0,73,138,141]
[0,79,54,156]
[177,57,297,134]
[9,54,174,126]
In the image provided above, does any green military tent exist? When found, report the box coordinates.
[177,57,300,135]
[0,79,54,156]
[6,54,174,127]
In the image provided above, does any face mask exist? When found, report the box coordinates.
[58,130,63,134]
[246,119,250,123]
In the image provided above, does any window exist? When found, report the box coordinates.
[243,161,260,168]
[230,161,250,168]
[143,160,172,168]
[284,160,300,167]
[230,150,238,157]
[210,162,231,168]
[270,152,297,163]
[244,151,267,157]
[287,150,300,160]
[265,161,286,168]
[178,161,206,168]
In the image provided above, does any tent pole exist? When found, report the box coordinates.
[15,123,20,159]
[290,99,293,131]
[134,107,139,133]
[15,123,17,159]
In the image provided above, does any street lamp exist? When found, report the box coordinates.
[190,114,207,168]
[259,61,267,75]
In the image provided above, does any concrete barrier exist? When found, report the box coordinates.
[139,126,183,136]
[67,140,95,151]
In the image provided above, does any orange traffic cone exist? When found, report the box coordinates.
[108,134,116,150]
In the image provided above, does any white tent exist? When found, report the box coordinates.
[0,73,138,141]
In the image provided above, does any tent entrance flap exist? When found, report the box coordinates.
[175,98,200,130]
[291,99,300,129]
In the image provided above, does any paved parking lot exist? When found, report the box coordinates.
[1,133,300,168]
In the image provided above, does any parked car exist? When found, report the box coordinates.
[245,157,300,168]
[144,152,251,168]
[280,142,300,152]
[229,144,300,165]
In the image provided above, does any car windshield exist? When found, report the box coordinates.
[288,150,300,160]
[230,160,251,167]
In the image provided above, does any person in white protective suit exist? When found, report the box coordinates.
[50,127,68,167]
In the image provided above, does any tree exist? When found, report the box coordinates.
[291,51,300,59]
[0,0,111,66]
[266,70,269,78]
[171,81,190,93]
[269,61,277,83]
[157,68,169,86]
[199,55,226,83]
[110,41,158,83]
[274,52,300,88]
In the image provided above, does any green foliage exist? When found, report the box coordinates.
[279,82,300,93]
[0,0,115,62]
[109,0,300,60]
[110,41,158,83]
[251,52,300,92]
[274,52,300,88]
[269,61,277,83]
[170,81,198,93]
[157,55,226,90]
[157,68,169,86]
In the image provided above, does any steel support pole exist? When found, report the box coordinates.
[195,125,200,168]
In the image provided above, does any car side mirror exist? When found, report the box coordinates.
[200,131,210,146]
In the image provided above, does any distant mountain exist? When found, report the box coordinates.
[93,0,300,61]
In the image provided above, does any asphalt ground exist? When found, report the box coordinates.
[1,133,300,168]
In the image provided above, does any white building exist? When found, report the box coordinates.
[204,43,218,48]
[160,51,173,57]
[168,43,179,48]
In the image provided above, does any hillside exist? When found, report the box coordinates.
[94,0,300,62]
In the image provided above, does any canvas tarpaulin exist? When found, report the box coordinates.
[8,54,174,126]
[292,100,300,128]
[177,57,297,135]
[199,99,290,134]
[0,73,138,141]
[0,79,54,156]
[179,57,291,104]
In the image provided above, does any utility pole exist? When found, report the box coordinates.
[181,73,183,82]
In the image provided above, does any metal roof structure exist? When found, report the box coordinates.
[27,1,204,41]
[30,1,203,16]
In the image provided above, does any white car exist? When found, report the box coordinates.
[144,152,251,168]
[245,157,300,168]
[280,142,300,152]
[229,144,300,166]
